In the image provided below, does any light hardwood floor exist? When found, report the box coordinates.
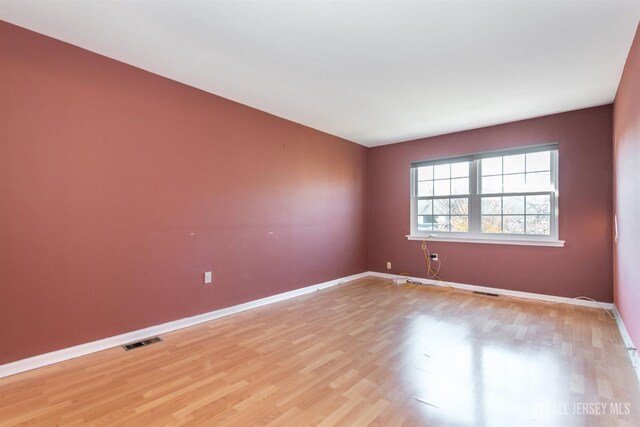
[1,277,639,426]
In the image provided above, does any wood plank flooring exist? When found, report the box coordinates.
[1,277,639,426]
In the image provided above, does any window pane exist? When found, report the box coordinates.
[414,148,556,239]
[451,215,469,232]
[503,154,525,174]
[503,173,526,193]
[526,171,551,192]
[526,195,550,214]
[418,215,434,230]
[433,198,450,215]
[481,175,502,193]
[481,197,501,214]
[417,166,433,181]
[503,196,524,214]
[433,216,449,232]
[482,157,502,176]
[451,178,469,195]
[417,199,432,215]
[451,162,469,178]
[417,181,434,197]
[503,215,525,234]
[481,215,502,233]
[450,198,468,215]
[526,151,550,172]
[434,164,450,179]
[434,179,450,196]
[526,215,550,235]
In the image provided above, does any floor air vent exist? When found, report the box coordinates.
[472,291,500,297]
[122,337,162,351]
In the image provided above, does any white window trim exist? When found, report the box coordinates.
[408,145,563,246]
[405,235,565,247]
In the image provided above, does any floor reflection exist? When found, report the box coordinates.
[398,304,581,426]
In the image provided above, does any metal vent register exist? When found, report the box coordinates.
[472,291,500,297]
[122,337,162,351]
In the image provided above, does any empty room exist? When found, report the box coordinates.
[1,0,640,425]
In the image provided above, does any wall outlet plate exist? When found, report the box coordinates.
[386,261,392,270]
[204,271,212,284]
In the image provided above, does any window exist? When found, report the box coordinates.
[410,144,560,245]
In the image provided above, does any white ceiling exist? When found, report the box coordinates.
[1,1,639,147]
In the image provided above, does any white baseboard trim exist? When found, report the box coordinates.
[612,305,640,385]
[0,271,369,379]
[0,271,616,380]
[367,271,614,310]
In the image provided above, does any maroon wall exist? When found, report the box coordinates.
[0,18,622,367]
[0,21,368,365]
[368,106,614,302]
[614,24,640,347]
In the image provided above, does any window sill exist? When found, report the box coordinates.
[405,235,565,247]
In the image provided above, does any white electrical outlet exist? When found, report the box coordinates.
[386,261,391,270]
[204,271,212,284]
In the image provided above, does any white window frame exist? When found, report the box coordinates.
[407,144,564,247]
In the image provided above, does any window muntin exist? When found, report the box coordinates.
[478,150,554,236]
[415,161,470,233]
[480,195,551,235]
[480,151,552,194]
[417,198,469,232]
[411,145,558,241]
